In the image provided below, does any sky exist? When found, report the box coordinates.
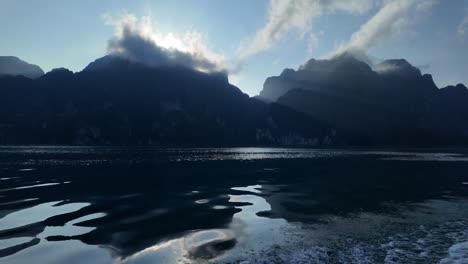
[0,0,467,96]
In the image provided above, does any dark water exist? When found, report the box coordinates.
[1,147,468,263]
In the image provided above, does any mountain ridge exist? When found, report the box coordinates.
[0,55,337,146]
[1,53,467,146]
[260,53,468,146]
[0,56,44,79]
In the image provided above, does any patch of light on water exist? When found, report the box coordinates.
[0,177,20,180]
[0,201,90,231]
[0,182,69,192]
[114,185,297,264]
[0,198,39,206]
[231,185,263,194]
[194,199,210,204]
[18,168,36,172]
[1,240,114,264]
[1,147,468,165]
[38,212,106,239]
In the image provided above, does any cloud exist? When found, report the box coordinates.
[307,32,321,56]
[329,0,438,57]
[104,13,226,73]
[239,0,374,60]
[458,10,468,37]
[415,0,438,12]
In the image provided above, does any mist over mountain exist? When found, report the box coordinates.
[260,53,468,146]
[0,55,336,146]
[0,56,44,79]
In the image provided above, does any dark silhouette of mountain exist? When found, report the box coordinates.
[260,53,468,146]
[0,55,337,146]
[0,56,44,79]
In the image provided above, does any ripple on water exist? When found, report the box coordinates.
[0,200,108,261]
[0,201,90,231]
[0,182,69,193]
[184,229,236,259]
[194,199,210,204]
[1,148,468,263]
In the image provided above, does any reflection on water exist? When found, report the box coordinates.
[0,147,468,263]
[118,184,291,263]
[0,201,89,231]
[120,229,236,263]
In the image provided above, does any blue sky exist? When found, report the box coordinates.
[1,0,467,96]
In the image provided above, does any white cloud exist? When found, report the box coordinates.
[326,0,376,14]
[415,0,438,12]
[104,13,226,73]
[458,11,468,37]
[307,32,320,56]
[328,0,438,58]
[239,0,374,60]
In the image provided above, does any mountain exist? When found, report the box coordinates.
[0,55,338,146]
[259,53,468,146]
[0,56,44,79]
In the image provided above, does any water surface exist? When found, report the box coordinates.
[1,147,468,263]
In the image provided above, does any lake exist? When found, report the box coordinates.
[0,147,468,263]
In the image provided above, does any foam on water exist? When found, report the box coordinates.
[237,220,468,264]
[440,241,468,264]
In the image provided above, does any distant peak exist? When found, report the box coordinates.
[377,59,415,72]
[280,68,295,77]
[0,56,20,61]
[422,73,433,80]
[299,52,373,74]
[82,55,133,72]
[41,67,74,81]
[456,83,467,90]
[374,59,421,77]
[82,54,230,84]
[422,74,438,90]
[383,58,411,66]
[0,56,44,79]
[441,83,468,96]
[332,51,361,61]
[50,67,73,73]
[332,50,373,64]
